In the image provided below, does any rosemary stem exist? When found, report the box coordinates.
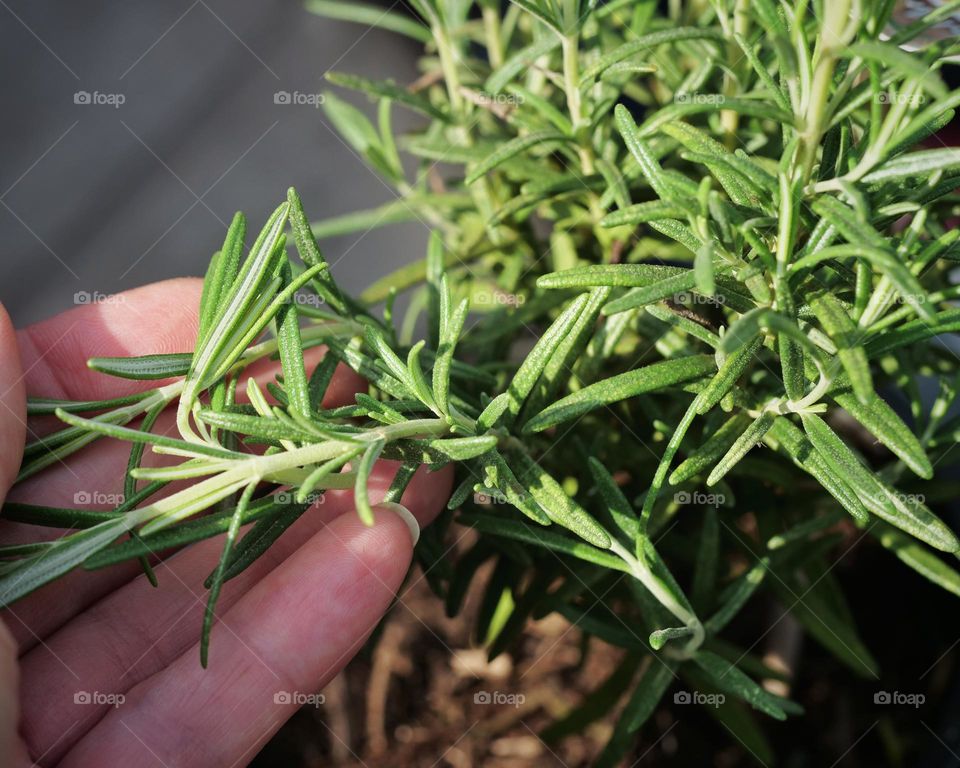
[608,539,705,656]
[435,27,464,116]
[561,35,595,176]
[482,5,504,69]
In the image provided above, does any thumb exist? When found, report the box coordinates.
[0,305,30,765]
[0,303,25,506]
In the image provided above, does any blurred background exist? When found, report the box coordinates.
[0,0,427,326]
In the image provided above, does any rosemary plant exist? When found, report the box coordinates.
[5,0,960,762]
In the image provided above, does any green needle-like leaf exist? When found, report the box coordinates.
[801,414,958,552]
[525,355,715,432]
[87,353,192,380]
[0,516,136,606]
[459,514,626,572]
[326,71,448,121]
[537,263,684,290]
[305,0,431,41]
[512,450,611,549]
[707,411,775,487]
[355,439,386,526]
[670,413,752,485]
[276,262,311,418]
[693,650,798,720]
[465,131,572,185]
[201,482,256,666]
[594,661,676,768]
[504,293,590,422]
[808,291,873,404]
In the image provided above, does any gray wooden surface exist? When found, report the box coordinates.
[0,0,425,326]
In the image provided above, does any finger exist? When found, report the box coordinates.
[17,278,202,402]
[4,279,363,647]
[5,354,364,650]
[18,463,451,762]
[58,506,417,768]
[0,621,31,767]
[3,278,201,645]
[4,409,204,649]
[0,303,26,506]
[18,276,361,405]
[4,345,363,650]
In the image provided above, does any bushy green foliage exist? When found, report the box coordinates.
[5,0,960,762]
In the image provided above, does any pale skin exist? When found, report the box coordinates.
[0,278,451,767]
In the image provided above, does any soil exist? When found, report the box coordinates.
[249,524,960,768]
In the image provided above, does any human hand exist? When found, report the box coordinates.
[0,279,451,767]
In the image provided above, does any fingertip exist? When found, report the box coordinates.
[323,461,453,531]
[54,504,421,768]
[335,505,416,581]
[375,502,420,547]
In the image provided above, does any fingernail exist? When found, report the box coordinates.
[375,502,420,546]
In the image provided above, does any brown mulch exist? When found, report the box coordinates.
[252,533,642,767]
